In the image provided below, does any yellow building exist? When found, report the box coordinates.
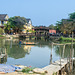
[22,19,33,33]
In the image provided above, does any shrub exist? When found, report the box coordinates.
[0,35,4,37]
[22,67,33,73]
[59,36,75,41]
[0,28,4,34]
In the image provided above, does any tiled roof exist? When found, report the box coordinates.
[34,26,50,30]
[26,19,31,23]
[0,14,8,20]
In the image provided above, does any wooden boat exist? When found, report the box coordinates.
[21,42,37,45]
[5,42,38,46]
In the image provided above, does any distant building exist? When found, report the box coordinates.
[26,19,32,25]
[49,29,56,34]
[33,26,56,34]
[34,26,56,35]
[0,14,9,28]
[22,19,33,33]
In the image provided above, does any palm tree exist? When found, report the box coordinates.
[61,20,75,37]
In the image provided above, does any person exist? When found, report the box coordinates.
[19,40,22,47]
[19,40,22,44]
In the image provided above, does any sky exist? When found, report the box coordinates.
[0,0,75,26]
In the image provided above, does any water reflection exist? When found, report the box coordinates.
[6,45,32,59]
[0,38,75,68]
[0,48,7,63]
[0,39,33,59]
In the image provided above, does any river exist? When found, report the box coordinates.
[0,38,75,74]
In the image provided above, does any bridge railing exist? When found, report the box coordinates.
[19,33,35,36]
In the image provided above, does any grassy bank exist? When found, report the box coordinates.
[0,35,4,37]
[59,36,75,42]
[21,67,46,75]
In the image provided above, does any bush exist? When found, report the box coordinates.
[0,28,4,34]
[59,36,75,41]
[0,35,4,37]
[22,67,33,73]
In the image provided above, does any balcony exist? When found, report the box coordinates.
[0,24,5,28]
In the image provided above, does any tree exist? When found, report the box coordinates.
[55,20,63,33]
[5,16,27,33]
[49,24,55,29]
[62,20,75,37]
[56,12,75,35]
[69,12,75,19]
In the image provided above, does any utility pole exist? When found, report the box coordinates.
[69,31,74,72]
[62,45,65,59]
[50,42,53,64]
[60,46,61,69]
[71,31,74,71]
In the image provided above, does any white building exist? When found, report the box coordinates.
[0,14,9,28]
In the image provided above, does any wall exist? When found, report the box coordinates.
[22,24,33,33]
[49,30,56,34]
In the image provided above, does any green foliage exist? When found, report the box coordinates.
[22,67,45,74]
[59,36,75,41]
[56,12,75,34]
[41,73,46,75]
[4,16,27,33]
[53,72,57,75]
[0,35,4,37]
[6,45,29,59]
[22,67,33,73]
[56,20,63,31]
[69,12,75,19]
[49,24,55,29]
[32,30,36,33]
[8,16,27,28]
[0,28,4,34]
[29,30,36,33]
[26,30,29,32]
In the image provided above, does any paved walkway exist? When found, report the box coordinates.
[0,72,40,75]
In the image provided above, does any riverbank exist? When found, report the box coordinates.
[1,72,41,75]
[59,36,75,42]
[0,35,5,38]
[0,34,19,39]
[0,64,46,75]
[0,36,75,75]
[1,58,75,75]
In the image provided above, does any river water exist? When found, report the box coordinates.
[0,38,75,69]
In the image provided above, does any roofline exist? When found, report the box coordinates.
[0,14,8,15]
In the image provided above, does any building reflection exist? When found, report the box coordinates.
[4,39,34,59]
[0,48,7,64]
[1,38,75,65]
[23,45,34,54]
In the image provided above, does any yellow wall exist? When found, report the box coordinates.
[22,24,33,33]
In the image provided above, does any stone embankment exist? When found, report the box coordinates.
[5,34,19,39]
[0,58,74,75]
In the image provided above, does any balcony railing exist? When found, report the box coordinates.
[0,24,5,26]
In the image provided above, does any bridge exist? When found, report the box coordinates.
[34,26,49,36]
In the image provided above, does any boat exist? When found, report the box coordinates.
[21,42,37,45]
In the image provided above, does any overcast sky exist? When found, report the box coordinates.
[0,0,75,26]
